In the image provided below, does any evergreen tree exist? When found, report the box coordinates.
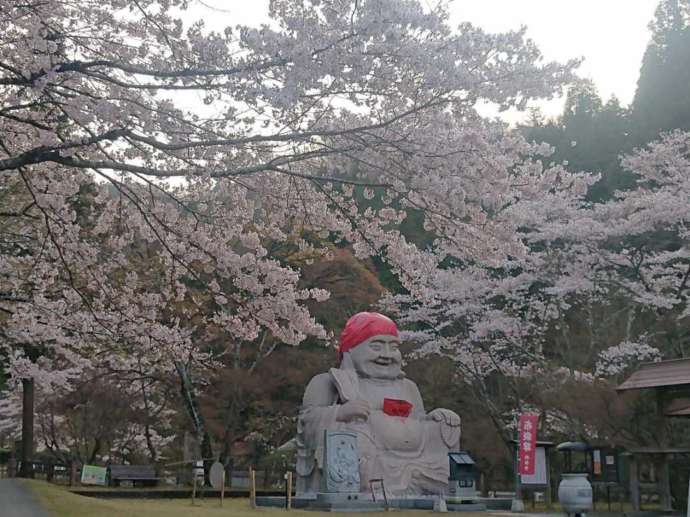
[521,82,634,201]
[632,0,690,142]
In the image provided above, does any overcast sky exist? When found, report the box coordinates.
[193,0,659,120]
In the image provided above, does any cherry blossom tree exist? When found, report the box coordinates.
[523,130,690,375]
[383,159,599,441]
[1,0,579,468]
[595,339,662,378]
[574,130,690,369]
[389,129,690,445]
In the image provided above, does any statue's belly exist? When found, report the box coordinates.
[369,411,424,452]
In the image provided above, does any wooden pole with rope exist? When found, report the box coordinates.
[220,469,226,507]
[250,467,257,509]
[286,471,293,510]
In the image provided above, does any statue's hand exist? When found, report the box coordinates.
[427,408,461,449]
[336,399,370,423]
[427,408,461,427]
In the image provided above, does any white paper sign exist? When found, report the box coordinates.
[520,446,547,485]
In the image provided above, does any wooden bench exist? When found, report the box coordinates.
[108,464,160,487]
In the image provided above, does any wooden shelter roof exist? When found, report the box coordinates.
[664,397,690,417]
[616,358,690,391]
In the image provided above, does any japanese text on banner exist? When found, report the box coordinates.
[518,413,539,476]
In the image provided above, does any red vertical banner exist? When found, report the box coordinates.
[518,413,539,476]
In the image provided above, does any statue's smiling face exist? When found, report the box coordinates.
[349,334,402,379]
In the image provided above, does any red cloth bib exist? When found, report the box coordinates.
[383,398,413,418]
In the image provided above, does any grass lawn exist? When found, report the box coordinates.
[25,480,489,517]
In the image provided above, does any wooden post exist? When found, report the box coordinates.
[656,389,673,512]
[250,467,257,509]
[545,447,552,509]
[607,485,611,512]
[286,471,293,510]
[220,470,226,507]
[629,456,640,512]
[658,454,672,512]
[19,378,34,478]
[512,441,525,512]
[69,461,77,487]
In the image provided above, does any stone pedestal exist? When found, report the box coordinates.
[256,494,486,512]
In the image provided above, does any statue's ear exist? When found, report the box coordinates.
[340,352,355,370]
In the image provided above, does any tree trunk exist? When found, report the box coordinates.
[19,378,34,478]
[139,377,158,464]
[175,362,202,436]
[201,431,213,486]
[175,361,214,484]
[88,438,101,464]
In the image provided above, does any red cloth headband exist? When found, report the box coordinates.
[339,312,399,360]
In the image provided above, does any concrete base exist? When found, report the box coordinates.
[255,494,382,511]
[312,492,383,511]
[256,494,487,512]
[434,497,448,513]
[479,497,513,511]
[447,496,478,504]
[447,503,487,512]
[511,498,525,512]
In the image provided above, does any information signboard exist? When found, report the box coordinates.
[81,464,107,486]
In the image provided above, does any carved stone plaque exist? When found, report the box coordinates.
[322,430,359,493]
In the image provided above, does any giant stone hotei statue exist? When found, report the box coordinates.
[296,312,461,497]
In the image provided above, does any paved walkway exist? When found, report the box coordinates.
[0,479,51,517]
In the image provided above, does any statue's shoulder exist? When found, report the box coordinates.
[307,371,333,385]
[305,372,336,392]
[400,377,425,413]
[401,376,422,393]
[302,372,339,406]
